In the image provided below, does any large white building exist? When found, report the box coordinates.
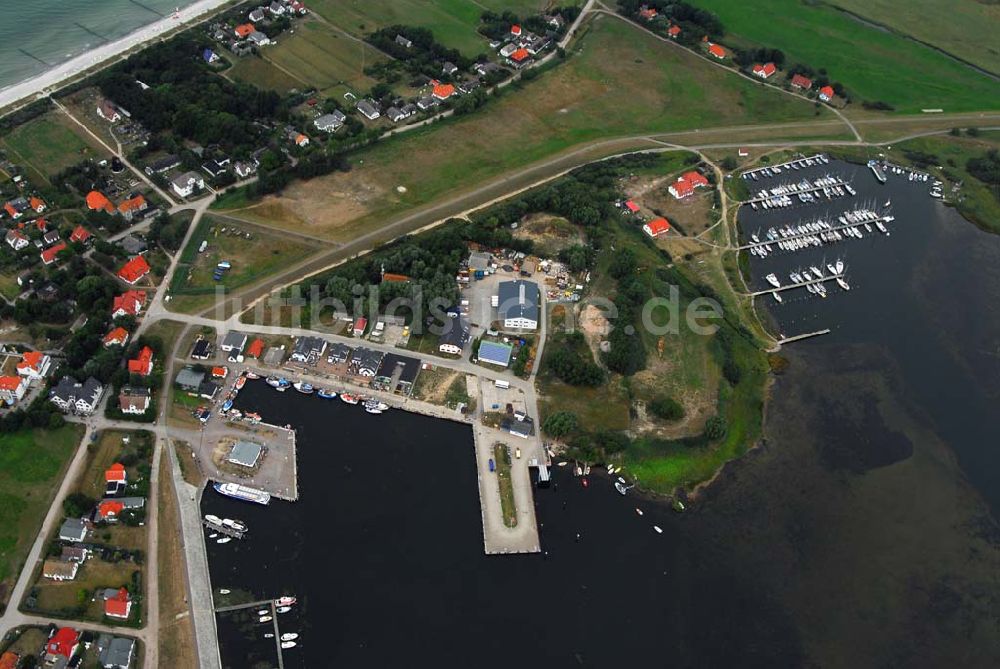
[496,280,540,330]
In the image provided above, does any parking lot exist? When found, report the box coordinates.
[480,379,528,417]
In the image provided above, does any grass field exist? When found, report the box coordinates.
[30,558,139,622]
[226,55,306,94]
[0,112,108,183]
[309,0,488,57]
[266,19,386,95]
[169,215,316,308]
[0,271,21,301]
[0,425,84,611]
[686,0,1000,114]
[157,448,196,669]
[221,15,829,242]
[827,0,1000,76]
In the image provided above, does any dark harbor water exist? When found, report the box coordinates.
[203,159,1000,668]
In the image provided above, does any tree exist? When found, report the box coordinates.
[705,416,727,441]
[649,396,684,421]
[543,411,579,437]
[63,492,96,518]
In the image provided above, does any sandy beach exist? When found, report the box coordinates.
[0,0,234,111]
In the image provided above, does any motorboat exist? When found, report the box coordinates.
[827,263,839,276]
[235,376,247,390]
[653,526,663,534]
[765,273,781,288]
[281,633,299,642]
[772,291,783,303]
[219,589,231,595]
[636,508,643,516]
[281,642,297,649]
[809,266,823,278]
[265,376,282,388]
[614,481,628,495]
[214,482,271,505]
[340,394,360,405]
[836,277,850,291]
[208,533,217,539]
[205,514,222,525]
[222,518,247,532]
[221,399,233,412]
[317,389,337,399]
[259,615,272,623]
[365,406,383,415]
[216,537,231,544]
[276,606,292,613]
[245,372,260,380]
[257,609,269,616]
[835,260,844,274]
[293,382,314,394]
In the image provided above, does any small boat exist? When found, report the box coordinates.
[257,609,269,616]
[636,508,643,516]
[765,273,781,288]
[836,277,850,291]
[274,596,297,607]
[245,412,261,422]
[221,399,233,412]
[340,394,359,405]
[259,615,272,623]
[827,263,839,276]
[216,537,231,544]
[264,633,274,639]
[365,406,383,415]
[205,514,222,525]
[276,606,292,613]
[617,476,626,484]
[772,291,783,303]
[235,376,247,390]
[809,266,823,278]
[219,589,231,595]
[607,465,615,474]
[281,641,297,649]
[557,461,567,467]
[208,533,218,539]
[245,372,260,380]
[835,260,844,275]
[653,526,663,534]
[293,382,314,394]
[581,477,589,488]
[317,389,337,399]
[265,376,281,388]
[614,481,628,495]
[281,633,299,642]
[222,519,247,532]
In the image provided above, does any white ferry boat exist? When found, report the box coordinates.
[213,482,271,505]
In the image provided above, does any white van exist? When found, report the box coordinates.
[494,379,510,390]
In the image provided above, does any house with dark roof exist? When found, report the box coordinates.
[356,98,381,120]
[50,376,103,414]
[497,280,540,330]
[438,316,470,355]
[314,111,347,132]
[221,331,248,353]
[349,347,383,377]
[190,338,213,359]
[59,518,88,543]
[501,415,535,438]
[98,635,136,669]
[477,340,514,367]
[290,336,327,363]
[375,352,421,393]
[175,368,205,391]
[326,342,352,364]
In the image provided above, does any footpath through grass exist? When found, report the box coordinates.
[0,425,84,611]
[687,0,1000,113]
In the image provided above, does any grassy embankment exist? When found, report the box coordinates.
[492,443,517,528]
[825,0,1000,76]
[215,15,835,243]
[0,425,85,612]
[686,0,1000,114]
[157,448,196,669]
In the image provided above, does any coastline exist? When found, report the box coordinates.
[0,0,236,113]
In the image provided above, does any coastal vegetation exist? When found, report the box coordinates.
[492,443,517,528]
[0,424,84,612]
[157,448,197,668]
[679,0,1000,113]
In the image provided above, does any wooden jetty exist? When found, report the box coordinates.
[743,177,851,206]
[737,213,893,252]
[750,275,843,297]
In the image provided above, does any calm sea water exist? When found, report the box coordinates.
[0,0,201,93]
[202,159,1000,667]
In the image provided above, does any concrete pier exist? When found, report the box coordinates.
[473,423,541,555]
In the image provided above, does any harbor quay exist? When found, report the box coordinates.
[188,420,299,502]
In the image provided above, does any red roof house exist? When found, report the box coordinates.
[30,196,46,212]
[509,48,530,65]
[105,462,127,484]
[639,7,658,20]
[708,43,726,59]
[790,73,813,90]
[3,202,18,219]
[112,290,147,318]
[117,194,148,219]
[667,25,681,38]
[211,366,228,379]
[643,217,671,238]
[246,338,265,358]
[128,346,154,376]
[669,171,709,199]
[69,225,91,244]
[117,256,151,285]
[353,317,367,337]
[16,351,50,378]
[624,200,640,213]
[86,190,114,214]
[97,500,125,522]
[45,627,80,661]
[40,241,67,265]
[235,23,255,38]
[104,587,133,619]
[104,327,130,348]
[510,24,522,36]
[819,85,835,102]
[752,62,776,79]
[0,651,19,669]
[431,83,455,100]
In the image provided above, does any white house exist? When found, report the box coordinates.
[0,376,27,405]
[171,172,206,198]
[5,229,28,251]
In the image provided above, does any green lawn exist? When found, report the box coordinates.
[0,270,21,301]
[827,0,1000,76]
[267,19,386,94]
[227,55,305,93]
[0,112,108,183]
[245,15,829,242]
[0,425,85,611]
[686,0,1000,113]
[308,0,490,57]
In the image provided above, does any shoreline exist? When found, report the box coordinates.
[0,0,237,113]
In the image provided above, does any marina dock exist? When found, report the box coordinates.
[750,275,843,297]
[213,599,290,669]
[737,212,894,252]
[743,176,853,207]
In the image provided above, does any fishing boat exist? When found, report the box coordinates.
[217,537,231,544]
[276,606,292,613]
[293,382,314,394]
[259,615,272,623]
[281,633,299,642]
[340,394,359,405]
[235,376,247,390]
[221,399,233,412]
[245,371,260,380]
[205,514,222,525]
[265,376,282,388]
[772,291,783,303]
[281,642,297,649]
[317,388,337,399]
[213,482,271,505]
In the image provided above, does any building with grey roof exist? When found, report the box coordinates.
[227,440,263,468]
[221,331,248,352]
[290,336,327,364]
[314,111,346,132]
[98,635,136,669]
[175,368,205,391]
[59,518,88,543]
[497,280,539,330]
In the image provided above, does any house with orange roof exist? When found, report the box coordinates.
[819,85,835,102]
[432,83,456,100]
[639,6,658,21]
[667,25,681,38]
[235,23,255,38]
[35,218,48,232]
[86,190,115,214]
[643,217,671,238]
[69,225,92,244]
[508,48,531,68]
[3,202,20,219]
[0,376,27,405]
[5,229,28,251]
[104,327,130,348]
[128,346,154,376]
[40,241,67,265]
[112,290,147,318]
[211,366,228,379]
[44,627,80,666]
[624,200,640,214]
[669,170,710,199]
[103,587,133,619]
[97,499,125,522]
[117,256,151,285]
[752,62,776,79]
[16,351,51,379]
[790,73,813,90]
[29,196,46,212]
[117,194,148,221]
[708,43,726,59]
[246,338,265,358]
[106,462,127,485]
[0,650,19,669]
[293,133,309,147]
[511,24,522,37]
